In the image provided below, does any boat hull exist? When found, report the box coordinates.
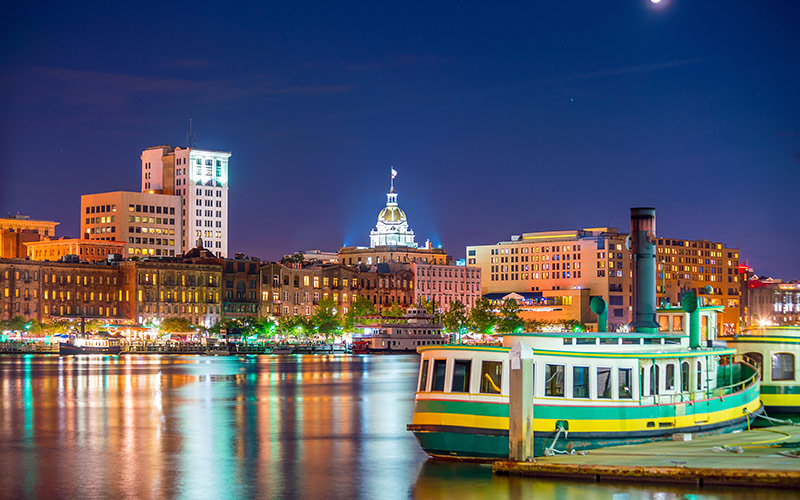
[409,384,763,461]
[59,342,122,355]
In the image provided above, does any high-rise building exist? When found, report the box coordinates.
[80,191,182,258]
[141,145,230,257]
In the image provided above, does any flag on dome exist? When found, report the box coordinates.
[391,167,398,179]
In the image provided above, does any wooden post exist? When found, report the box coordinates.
[509,342,535,461]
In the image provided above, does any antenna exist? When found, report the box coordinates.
[187,118,197,148]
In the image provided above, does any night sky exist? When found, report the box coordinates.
[1,1,798,278]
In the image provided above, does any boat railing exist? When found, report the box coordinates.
[642,356,759,406]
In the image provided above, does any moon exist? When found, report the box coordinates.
[650,0,662,3]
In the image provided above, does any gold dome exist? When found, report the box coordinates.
[379,206,406,223]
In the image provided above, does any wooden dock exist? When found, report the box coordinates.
[493,424,800,487]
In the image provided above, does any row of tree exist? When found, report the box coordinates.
[1,298,586,339]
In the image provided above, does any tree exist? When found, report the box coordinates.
[381,302,405,323]
[280,252,305,266]
[442,300,468,333]
[161,317,193,333]
[311,297,340,338]
[343,296,376,331]
[417,297,435,315]
[496,299,525,334]
[469,298,496,334]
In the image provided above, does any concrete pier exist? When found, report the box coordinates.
[493,425,800,487]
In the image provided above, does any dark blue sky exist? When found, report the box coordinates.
[1,1,798,277]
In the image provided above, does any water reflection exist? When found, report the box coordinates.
[0,355,798,500]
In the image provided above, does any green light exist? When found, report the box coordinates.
[573,325,582,333]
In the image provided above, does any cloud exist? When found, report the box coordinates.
[537,57,707,85]
[345,54,450,71]
[168,58,215,70]
[4,66,354,113]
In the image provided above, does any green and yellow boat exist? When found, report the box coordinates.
[723,326,800,414]
[407,207,763,461]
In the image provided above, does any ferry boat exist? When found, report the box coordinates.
[352,308,448,354]
[59,336,122,355]
[721,326,800,414]
[407,208,763,461]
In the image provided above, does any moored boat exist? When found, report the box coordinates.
[722,326,800,414]
[407,207,763,461]
[59,337,122,355]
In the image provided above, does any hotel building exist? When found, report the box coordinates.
[80,191,182,258]
[655,237,741,334]
[467,227,632,330]
[141,145,230,257]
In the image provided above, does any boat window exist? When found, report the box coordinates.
[672,316,683,332]
[544,364,565,397]
[772,353,795,381]
[744,352,763,379]
[681,361,690,392]
[644,338,662,345]
[651,364,660,395]
[431,359,447,391]
[641,367,647,396]
[597,367,612,399]
[657,315,668,332]
[576,338,596,345]
[619,368,632,399]
[665,363,675,391]
[697,360,703,391]
[600,338,619,345]
[664,338,681,345]
[418,359,429,392]
[622,338,640,345]
[451,359,472,393]
[562,338,573,345]
[479,361,502,395]
[573,366,589,398]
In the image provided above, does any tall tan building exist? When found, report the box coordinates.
[467,227,632,330]
[655,237,740,334]
[0,215,59,259]
[80,191,182,258]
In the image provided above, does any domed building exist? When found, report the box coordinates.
[369,187,417,248]
[338,171,451,267]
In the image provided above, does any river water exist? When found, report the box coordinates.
[0,354,795,500]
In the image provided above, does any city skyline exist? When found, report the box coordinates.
[1,1,798,278]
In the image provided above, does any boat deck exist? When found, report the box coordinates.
[493,424,800,487]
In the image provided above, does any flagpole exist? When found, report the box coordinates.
[390,166,394,192]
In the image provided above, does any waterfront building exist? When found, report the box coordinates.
[356,262,415,311]
[467,227,632,330]
[0,259,123,322]
[0,215,59,259]
[412,262,482,311]
[221,255,261,320]
[739,269,800,327]
[80,191,181,258]
[655,237,741,334]
[119,260,222,327]
[259,262,360,318]
[141,145,230,257]
[25,237,126,263]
